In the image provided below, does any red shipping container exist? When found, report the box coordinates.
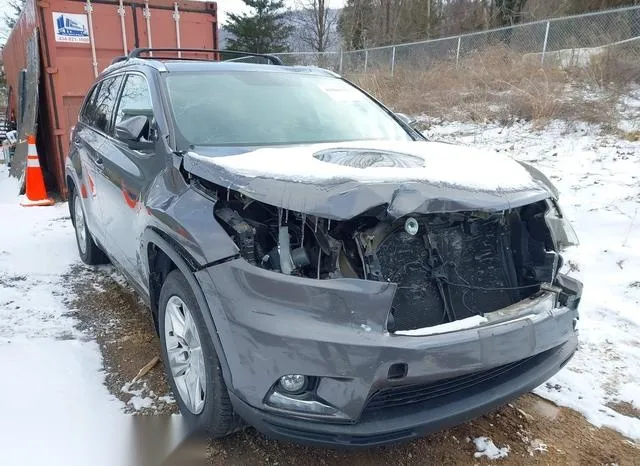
[3,0,218,198]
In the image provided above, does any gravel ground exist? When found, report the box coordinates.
[65,265,640,465]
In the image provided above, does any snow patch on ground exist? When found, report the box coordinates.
[473,436,510,460]
[121,378,174,413]
[0,165,127,465]
[516,428,549,456]
[128,395,155,410]
[424,119,640,441]
[527,438,548,456]
[122,380,145,397]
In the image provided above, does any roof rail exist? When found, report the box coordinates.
[127,48,284,66]
[110,55,128,65]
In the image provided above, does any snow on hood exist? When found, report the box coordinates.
[184,140,555,219]
[189,140,536,189]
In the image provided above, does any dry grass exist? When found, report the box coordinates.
[579,44,640,90]
[620,130,640,141]
[350,44,639,126]
[606,400,640,419]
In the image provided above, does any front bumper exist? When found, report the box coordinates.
[195,259,581,446]
[229,338,576,447]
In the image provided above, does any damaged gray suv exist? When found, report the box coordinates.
[66,48,582,447]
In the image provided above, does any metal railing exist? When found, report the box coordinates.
[272,5,640,74]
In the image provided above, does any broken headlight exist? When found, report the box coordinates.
[545,200,579,251]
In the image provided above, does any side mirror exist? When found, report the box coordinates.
[115,115,154,150]
[395,112,418,127]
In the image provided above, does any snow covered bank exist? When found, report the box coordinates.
[424,119,640,440]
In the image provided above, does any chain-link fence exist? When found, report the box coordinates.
[272,5,640,74]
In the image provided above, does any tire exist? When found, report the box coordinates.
[71,189,109,265]
[158,269,241,437]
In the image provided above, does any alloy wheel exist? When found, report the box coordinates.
[164,295,207,414]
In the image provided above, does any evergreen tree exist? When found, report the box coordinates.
[223,0,294,54]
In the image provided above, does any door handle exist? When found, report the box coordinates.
[95,157,103,165]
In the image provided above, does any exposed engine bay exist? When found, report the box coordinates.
[206,181,562,332]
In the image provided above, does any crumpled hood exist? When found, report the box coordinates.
[184,140,557,219]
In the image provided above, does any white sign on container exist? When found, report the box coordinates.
[52,12,89,43]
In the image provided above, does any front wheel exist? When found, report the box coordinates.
[72,190,108,265]
[158,269,241,437]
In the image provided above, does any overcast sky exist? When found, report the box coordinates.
[0,0,345,41]
[218,0,344,23]
[0,2,14,41]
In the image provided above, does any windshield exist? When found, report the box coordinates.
[165,71,413,146]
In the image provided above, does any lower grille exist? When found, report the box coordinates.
[363,349,555,415]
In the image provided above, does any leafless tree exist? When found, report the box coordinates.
[339,0,640,50]
[293,0,338,53]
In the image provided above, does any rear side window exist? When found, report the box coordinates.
[115,74,153,127]
[80,83,100,125]
[90,75,123,134]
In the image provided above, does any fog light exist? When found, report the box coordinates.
[279,374,307,394]
[404,217,419,236]
[266,391,341,416]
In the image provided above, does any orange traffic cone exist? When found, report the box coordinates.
[20,134,54,207]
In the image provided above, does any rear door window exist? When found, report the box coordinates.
[91,75,124,134]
